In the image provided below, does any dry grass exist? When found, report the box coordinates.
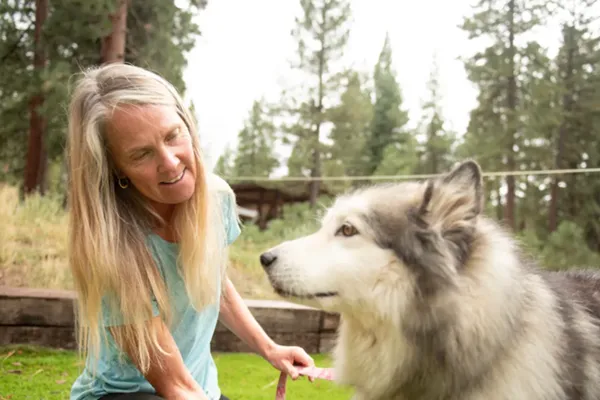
[228,239,283,300]
[0,184,282,299]
[0,185,72,290]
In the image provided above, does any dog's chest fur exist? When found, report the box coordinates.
[333,317,415,400]
[332,274,600,400]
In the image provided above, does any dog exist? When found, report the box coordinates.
[259,160,600,400]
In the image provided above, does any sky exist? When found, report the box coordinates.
[181,0,563,171]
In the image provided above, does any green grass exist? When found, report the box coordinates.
[0,345,353,400]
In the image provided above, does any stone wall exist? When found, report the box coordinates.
[0,286,340,354]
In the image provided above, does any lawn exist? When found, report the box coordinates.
[0,345,353,400]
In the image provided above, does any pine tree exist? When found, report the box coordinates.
[327,69,373,181]
[284,0,352,207]
[549,2,600,234]
[461,0,549,230]
[214,144,235,178]
[233,99,279,178]
[365,33,410,176]
[124,0,204,94]
[101,0,128,64]
[548,2,600,248]
[515,41,556,233]
[416,53,456,174]
[0,0,206,192]
[23,0,48,196]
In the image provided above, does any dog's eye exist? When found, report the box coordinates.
[338,223,358,237]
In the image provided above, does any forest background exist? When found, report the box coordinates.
[2,0,600,297]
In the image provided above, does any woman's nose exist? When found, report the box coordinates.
[158,149,179,171]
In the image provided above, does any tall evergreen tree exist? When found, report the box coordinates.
[214,144,235,178]
[365,33,410,176]
[125,0,204,94]
[23,0,48,196]
[283,0,352,207]
[233,99,279,178]
[0,0,206,192]
[327,69,373,181]
[461,0,549,230]
[101,0,128,64]
[548,2,600,236]
[515,41,556,233]
[416,53,456,174]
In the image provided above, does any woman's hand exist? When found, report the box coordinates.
[265,344,316,381]
[217,279,316,382]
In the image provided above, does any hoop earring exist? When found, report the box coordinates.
[118,177,129,189]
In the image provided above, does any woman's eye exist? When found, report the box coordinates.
[166,128,181,142]
[132,150,150,161]
[338,223,358,237]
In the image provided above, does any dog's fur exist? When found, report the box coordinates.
[259,160,600,400]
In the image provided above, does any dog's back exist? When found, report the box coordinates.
[461,266,600,400]
[534,269,600,399]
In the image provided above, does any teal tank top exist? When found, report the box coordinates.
[70,183,241,400]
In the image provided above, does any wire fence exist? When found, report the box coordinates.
[222,167,600,182]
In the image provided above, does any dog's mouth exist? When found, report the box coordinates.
[273,286,338,299]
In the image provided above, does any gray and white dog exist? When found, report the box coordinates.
[259,160,600,400]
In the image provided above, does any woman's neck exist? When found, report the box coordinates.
[154,225,177,243]
[150,202,177,242]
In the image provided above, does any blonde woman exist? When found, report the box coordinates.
[66,63,314,400]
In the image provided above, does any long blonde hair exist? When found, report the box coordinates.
[66,63,228,373]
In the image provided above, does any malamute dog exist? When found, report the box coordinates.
[259,160,600,400]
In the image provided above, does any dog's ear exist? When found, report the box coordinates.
[402,160,483,288]
[440,160,484,215]
[412,160,484,224]
[399,180,460,297]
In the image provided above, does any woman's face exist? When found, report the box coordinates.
[106,104,197,219]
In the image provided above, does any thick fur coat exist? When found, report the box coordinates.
[259,160,600,400]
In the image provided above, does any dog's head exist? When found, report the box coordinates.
[259,160,484,318]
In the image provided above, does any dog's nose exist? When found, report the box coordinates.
[260,252,277,269]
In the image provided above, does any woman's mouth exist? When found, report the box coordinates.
[160,168,186,185]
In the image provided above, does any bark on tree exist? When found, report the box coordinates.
[504,0,517,230]
[101,0,129,64]
[23,0,48,196]
[308,6,328,208]
[549,25,575,232]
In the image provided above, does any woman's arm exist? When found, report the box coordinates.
[219,277,277,358]
[219,277,314,379]
[109,317,208,400]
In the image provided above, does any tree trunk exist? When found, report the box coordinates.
[428,123,438,174]
[23,0,48,196]
[496,178,503,222]
[504,0,517,230]
[549,25,575,232]
[309,6,327,208]
[309,132,321,208]
[61,154,69,209]
[101,0,129,64]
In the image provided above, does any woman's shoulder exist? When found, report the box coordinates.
[206,172,241,245]
[206,172,235,197]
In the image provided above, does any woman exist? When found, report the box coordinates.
[66,63,314,400]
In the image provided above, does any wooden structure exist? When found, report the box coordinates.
[0,286,339,354]
[230,181,330,230]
